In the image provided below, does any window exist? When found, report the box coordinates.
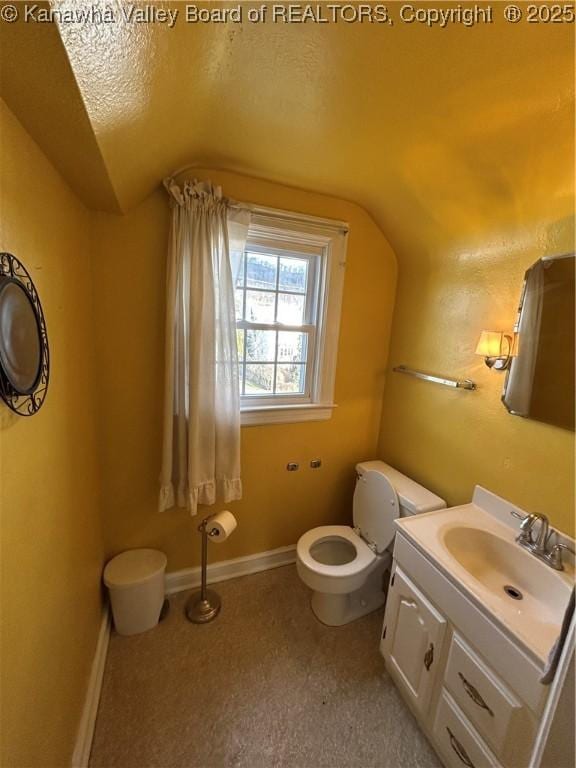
[235,250,316,401]
[235,209,347,425]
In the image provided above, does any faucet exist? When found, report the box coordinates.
[513,510,549,552]
[511,510,573,570]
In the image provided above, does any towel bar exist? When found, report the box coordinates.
[393,365,477,391]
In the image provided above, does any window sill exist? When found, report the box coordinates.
[241,403,336,426]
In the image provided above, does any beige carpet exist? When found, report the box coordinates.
[90,565,441,768]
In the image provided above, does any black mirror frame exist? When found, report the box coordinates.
[0,252,50,416]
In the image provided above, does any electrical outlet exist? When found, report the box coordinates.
[310,459,322,469]
[286,462,299,471]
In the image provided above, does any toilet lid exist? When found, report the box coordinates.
[353,469,399,554]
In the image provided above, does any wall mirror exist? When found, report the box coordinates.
[502,253,574,431]
[0,253,49,416]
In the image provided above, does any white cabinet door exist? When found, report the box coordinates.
[381,565,448,715]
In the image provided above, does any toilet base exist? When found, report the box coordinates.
[309,561,390,626]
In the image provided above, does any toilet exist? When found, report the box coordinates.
[296,460,446,626]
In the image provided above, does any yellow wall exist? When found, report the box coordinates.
[0,101,104,767]
[0,15,574,765]
[378,214,575,536]
[93,169,397,570]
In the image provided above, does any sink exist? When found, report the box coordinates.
[395,497,575,663]
[442,526,570,627]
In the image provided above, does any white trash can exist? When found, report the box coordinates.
[104,549,167,636]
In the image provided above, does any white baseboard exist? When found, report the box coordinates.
[165,544,296,595]
[70,545,294,766]
[72,607,111,768]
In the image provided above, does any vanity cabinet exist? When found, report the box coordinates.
[381,534,542,768]
[381,567,447,714]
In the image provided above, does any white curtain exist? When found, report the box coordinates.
[159,178,250,515]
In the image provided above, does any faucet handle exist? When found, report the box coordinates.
[510,510,535,530]
[548,543,576,571]
[519,514,537,531]
[510,510,537,546]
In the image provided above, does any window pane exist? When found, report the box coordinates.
[245,290,275,323]
[235,289,244,320]
[277,332,307,362]
[276,364,306,394]
[236,329,245,361]
[279,257,307,293]
[245,364,274,395]
[246,253,277,290]
[246,330,276,362]
[238,364,245,394]
[235,253,245,287]
[277,292,305,324]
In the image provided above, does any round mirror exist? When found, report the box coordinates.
[0,277,42,394]
[0,253,49,416]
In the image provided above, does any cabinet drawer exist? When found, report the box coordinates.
[444,634,535,766]
[434,689,501,768]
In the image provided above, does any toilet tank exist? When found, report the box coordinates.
[356,461,446,517]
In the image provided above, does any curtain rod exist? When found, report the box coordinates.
[163,166,349,234]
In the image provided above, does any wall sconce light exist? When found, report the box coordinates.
[475,331,517,371]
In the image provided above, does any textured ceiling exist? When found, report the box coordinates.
[1,1,574,259]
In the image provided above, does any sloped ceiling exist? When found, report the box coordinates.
[1,1,574,259]
[0,2,120,212]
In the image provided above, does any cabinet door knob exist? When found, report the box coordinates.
[458,672,494,717]
[446,727,476,768]
[424,642,434,671]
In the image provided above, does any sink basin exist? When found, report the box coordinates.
[443,526,570,627]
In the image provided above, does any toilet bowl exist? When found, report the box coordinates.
[297,524,392,626]
[296,461,446,626]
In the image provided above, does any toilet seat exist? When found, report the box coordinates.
[297,525,376,579]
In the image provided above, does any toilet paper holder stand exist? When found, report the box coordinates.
[185,517,222,624]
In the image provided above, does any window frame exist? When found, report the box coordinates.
[237,208,348,426]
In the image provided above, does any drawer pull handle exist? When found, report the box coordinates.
[458,672,494,717]
[424,642,434,671]
[446,727,476,768]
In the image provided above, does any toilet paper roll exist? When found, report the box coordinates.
[207,510,237,543]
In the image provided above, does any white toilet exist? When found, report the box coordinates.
[296,460,446,626]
